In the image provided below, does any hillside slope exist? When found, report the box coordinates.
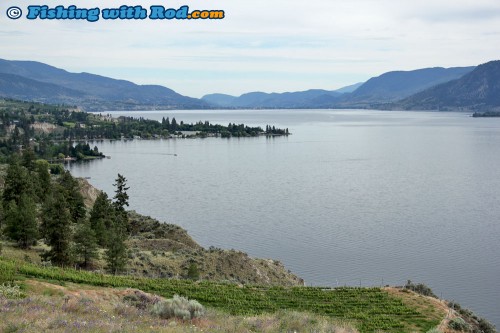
[0,59,208,110]
[1,279,359,333]
[82,179,304,286]
[399,60,500,111]
[0,259,456,333]
[338,66,475,107]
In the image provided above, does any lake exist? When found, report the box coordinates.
[67,109,500,327]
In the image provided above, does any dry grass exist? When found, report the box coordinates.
[384,287,450,332]
[0,280,359,333]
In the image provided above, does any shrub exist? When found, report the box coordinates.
[448,317,469,331]
[0,259,17,284]
[4,323,27,333]
[123,290,161,310]
[151,295,204,320]
[0,283,25,299]
[0,265,15,285]
[448,302,496,333]
[477,317,496,333]
[404,280,437,298]
[49,163,64,175]
[186,263,200,280]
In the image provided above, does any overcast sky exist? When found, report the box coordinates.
[1,0,500,97]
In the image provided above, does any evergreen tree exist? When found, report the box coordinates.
[73,219,99,268]
[3,157,33,206]
[89,192,115,246]
[35,159,51,198]
[105,223,128,275]
[5,194,39,249]
[22,147,37,172]
[105,174,131,274]
[113,174,129,215]
[40,187,73,266]
[58,171,86,223]
[0,195,4,230]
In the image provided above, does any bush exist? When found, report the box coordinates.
[123,290,161,310]
[477,317,496,333]
[186,263,200,280]
[426,328,441,333]
[0,283,25,299]
[448,317,469,331]
[448,301,496,333]
[404,280,437,298]
[0,261,16,284]
[151,295,204,320]
[49,163,64,175]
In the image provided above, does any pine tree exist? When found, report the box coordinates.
[4,194,39,249]
[105,214,128,275]
[40,187,73,266]
[104,174,131,274]
[3,157,33,206]
[22,147,37,172]
[73,220,99,268]
[89,192,115,246]
[113,174,129,220]
[58,171,86,223]
[0,195,4,231]
[35,159,51,198]
[18,193,38,248]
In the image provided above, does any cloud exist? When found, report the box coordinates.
[1,0,499,96]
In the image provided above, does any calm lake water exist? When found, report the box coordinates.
[67,110,500,326]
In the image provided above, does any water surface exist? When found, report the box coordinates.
[68,110,500,326]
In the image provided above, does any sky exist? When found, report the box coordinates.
[1,0,500,98]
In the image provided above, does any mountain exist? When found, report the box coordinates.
[0,59,208,110]
[202,66,475,109]
[399,60,500,111]
[201,93,237,107]
[1,58,492,111]
[334,82,364,94]
[338,66,476,107]
[0,73,85,103]
[203,89,342,108]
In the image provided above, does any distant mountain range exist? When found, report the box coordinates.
[0,59,208,110]
[1,58,499,111]
[203,89,343,109]
[338,66,475,107]
[397,60,500,111]
[203,67,476,109]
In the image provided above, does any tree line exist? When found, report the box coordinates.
[1,98,290,161]
[0,148,130,274]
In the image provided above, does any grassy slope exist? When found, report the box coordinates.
[0,258,447,333]
[124,211,304,285]
[0,279,359,333]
